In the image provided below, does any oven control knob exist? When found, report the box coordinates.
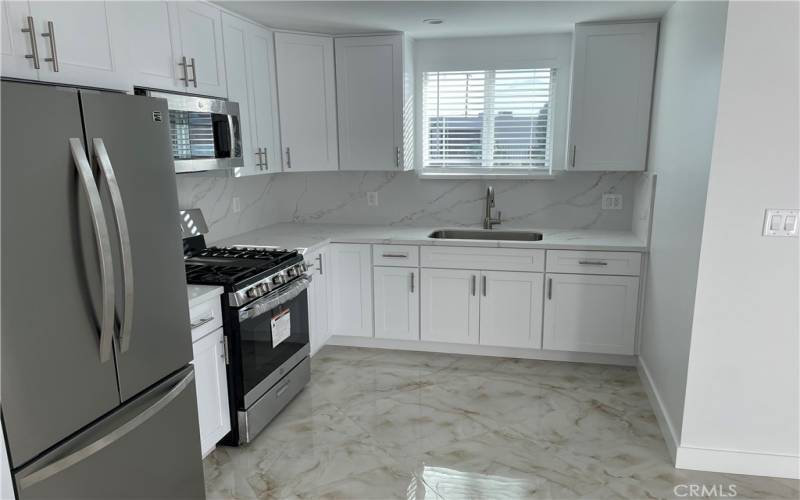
[272,275,284,286]
[258,283,269,294]
[246,288,259,298]
[286,267,297,277]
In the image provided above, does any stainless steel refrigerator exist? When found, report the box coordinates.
[1,81,206,498]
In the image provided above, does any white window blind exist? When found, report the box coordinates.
[422,68,556,172]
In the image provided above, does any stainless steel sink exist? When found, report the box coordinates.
[428,229,544,241]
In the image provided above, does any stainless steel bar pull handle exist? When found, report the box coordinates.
[410,272,415,293]
[578,261,608,266]
[179,56,189,86]
[21,16,40,69]
[471,275,476,296]
[263,147,268,170]
[285,147,292,168]
[255,147,264,169]
[188,57,197,87]
[316,254,323,275]
[69,139,114,363]
[571,145,576,168]
[93,139,135,353]
[547,278,553,300]
[382,253,407,258]
[395,147,400,168]
[41,20,58,72]
[191,315,214,329]
[482,275,487,296]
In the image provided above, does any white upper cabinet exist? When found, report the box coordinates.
[335,34,406,171]
[327,244,373,338]
[567,22,658,171]
[543,273,639,354]
[420,268,479,345]
[274,32,338,171]
[15,1,128,90]
[107,1,183,92]
[247,26,281,173]
[1,1,39,80]
[374,266,419,341]
[221,13,256,173]
[175,2,226,97]
[479,271,544,349]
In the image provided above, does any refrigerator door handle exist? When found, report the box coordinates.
[16,369,195,490]
[69,138,115,363]
[92,138,134,353]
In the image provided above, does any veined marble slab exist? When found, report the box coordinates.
[187,284,224,309]
[212,222,648,254]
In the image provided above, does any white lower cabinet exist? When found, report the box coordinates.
[327,244,373,337]
[543,273,639,355]
[307,247,330,355]
[420,268,479,344]
[374,266,419,341]
[479,271,544,349]
[191,327,230,458]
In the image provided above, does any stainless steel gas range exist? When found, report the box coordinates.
[181,210,311,445]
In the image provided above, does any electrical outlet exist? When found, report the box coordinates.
[367,192,378,206]
[602,193,623,210]
[232,197,241,213]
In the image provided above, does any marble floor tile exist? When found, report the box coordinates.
[205,346,799,499]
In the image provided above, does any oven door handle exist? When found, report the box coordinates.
[238,276,311,321]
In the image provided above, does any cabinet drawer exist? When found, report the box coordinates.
[546,250,641,276]
[373,245,419,267]
[421,246,545,272]
[189,297,223,343]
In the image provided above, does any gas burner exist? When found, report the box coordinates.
[195,246,295,262]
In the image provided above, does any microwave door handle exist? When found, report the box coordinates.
[69,138,115,363]
[93,138,135,353]
[228,114,237,160]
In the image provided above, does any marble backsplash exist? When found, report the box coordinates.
[176,170,641,243]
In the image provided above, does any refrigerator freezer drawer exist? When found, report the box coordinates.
[14,366,204,499]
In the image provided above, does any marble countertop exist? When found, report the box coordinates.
[187,284,224,308]
[213,223,647,254]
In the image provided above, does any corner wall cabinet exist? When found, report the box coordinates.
[567,21,658,171]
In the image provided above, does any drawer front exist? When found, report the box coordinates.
[546,250,642,276]
[421,246,545,272]
[189,297,223,343]
[373,245,420,267]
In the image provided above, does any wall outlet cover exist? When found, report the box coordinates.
[367,192,379,206]
[602,193,623,210]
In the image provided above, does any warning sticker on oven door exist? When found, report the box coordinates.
[271,310,291,347]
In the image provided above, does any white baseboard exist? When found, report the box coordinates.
[327,335,637,366]
[637,356,680,460]
[676,445,800,480]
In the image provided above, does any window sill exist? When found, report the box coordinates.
[416,169,561,180]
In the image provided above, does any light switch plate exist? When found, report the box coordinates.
[763,209,799,237]
[602,193,623,210]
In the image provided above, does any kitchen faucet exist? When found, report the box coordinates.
[483,186,502,229]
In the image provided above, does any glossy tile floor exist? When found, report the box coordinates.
[204,346,799,499]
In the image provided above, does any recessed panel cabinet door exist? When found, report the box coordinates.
[568,22,658,171]
[107,1,183,92]
[327,244,373,337]
[374,266,419,341]
[176,1,227,97]
[479,271,544,349]
[275,32,338,171]
[335,35,402,171]
[543,274,639,354]
[420,268,479,344]
[192,329,230,457]
[1,1,39,80]
[221,13,257,173]
[27,1,128,90]
[248,25,281,172]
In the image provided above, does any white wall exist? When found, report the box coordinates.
[677,0,799,478]
[638,0,729,455]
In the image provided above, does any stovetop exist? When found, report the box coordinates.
[184,246,303,289]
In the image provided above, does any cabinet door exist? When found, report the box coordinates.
[568,22,658,171]
[108,1,183,92]
[248,25,281,173]
[335,35,402,171]
[221,13,258,175]
[274,32,338,171]
[543,274,639,354]
[307,248,329,355]
[176,1,226,97]
[1,1,39,80]
[327,244,372,337]
[479,271,544,349]
[420,268,479,344]
[374,266,419,341]
[191,328,230,457]
[28,1,128,91]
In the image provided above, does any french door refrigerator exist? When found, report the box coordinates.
[1,81,205,498]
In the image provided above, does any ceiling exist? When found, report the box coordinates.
[216,1,674,38]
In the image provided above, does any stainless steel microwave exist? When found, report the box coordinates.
[135,89,243,173]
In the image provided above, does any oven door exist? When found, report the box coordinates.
[235,277,310,408]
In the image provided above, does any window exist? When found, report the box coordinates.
[422,68,556,174]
